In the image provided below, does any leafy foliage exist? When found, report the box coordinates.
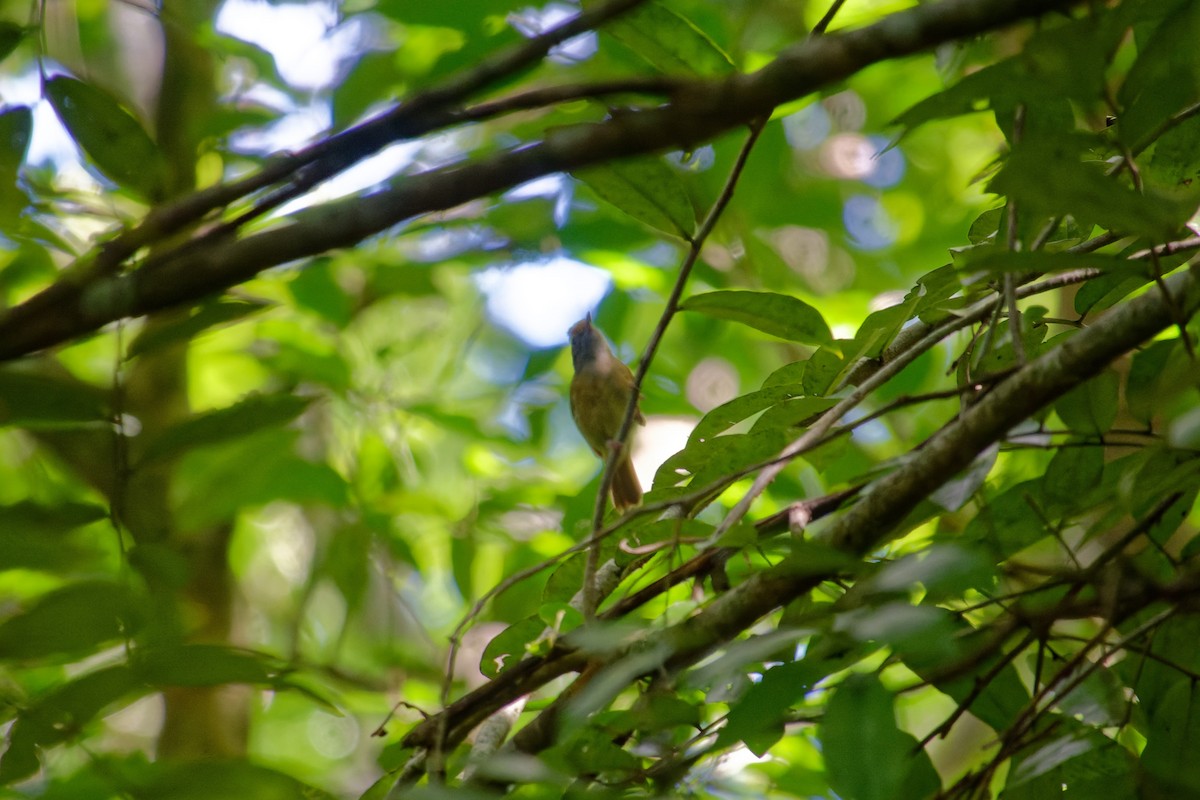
[0,1,1198,799]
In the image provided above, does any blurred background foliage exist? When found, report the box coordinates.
[0,0,1197,798]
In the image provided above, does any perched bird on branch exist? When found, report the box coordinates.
[568,314,644,510]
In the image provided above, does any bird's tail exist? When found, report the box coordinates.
[611,456,643,511]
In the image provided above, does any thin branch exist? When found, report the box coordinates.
[0,0,655,356]
[917,628,1036,750]
[1005,104,1026,365]
[812,0,849,35]
[582,119,767,618]
[397,260,1200,770]
[458,77,681,122]
[0,0,1079,361]
[1130,99,1200,159]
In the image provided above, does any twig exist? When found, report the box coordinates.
[582,118,767,618]
[397,261,1200,777]
[1004,104,1026,365]
[812,0,849,35]
[0,0,1080,361]
[0,0,656,355]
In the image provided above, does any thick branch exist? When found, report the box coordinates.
[399,262,1200,754]
[0,0,1074,360]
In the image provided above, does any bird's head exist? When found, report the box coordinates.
[568,313,606,371]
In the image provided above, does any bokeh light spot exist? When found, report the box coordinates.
[477,257,611,348]
[820,133,877,180]
[863,136,907,188]
[843,195,898,250]
[306,709,360,759]
[783,103,832,151]
[686,357,739,413]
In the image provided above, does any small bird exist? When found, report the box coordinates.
[568,314,645,510]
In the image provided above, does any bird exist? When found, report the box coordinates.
[568,314,645,511]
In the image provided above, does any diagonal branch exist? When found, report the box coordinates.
[398,261,1200,755]
[582,119,766,618]
[0,0,1077,361]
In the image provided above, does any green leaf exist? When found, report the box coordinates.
[0,582,140,660]
[750,394,838,435]
[1118,1,1200,152]
[375,0,523,88]
[289,260,354,326]
[1149,114,1200,187]
[894,13,1122,139]
[1123,613,1200,725]
[0,105,32,176]
[174,429,348,527]
[1126,340,1188,424]
[565,728,639,773]
[0,106,34,222]
[260,337,352,391]
[44,76,168,201]
[841,291,922,369]
[690,385,825,442]
[0,501,107,571]
[989,137,1199,240]
[1138,680,1200,795]
[962,317,1047,380]
[1167,406,1200,451]
[1006,732,1137,798]
[844,604,963,665]
[575,157,695,239]
[958,248,1140,275]
[0,500,107,533]
[1043,445,1104,513]
[762,360,806,388]
[0,23,25,65]
[123,760,335,800]
[376,0,517,28]
[332,51,401,129]
[653,431,787,491]
[1052,663,1128,727]
[870,545,995,603]
[323,523,372,616]
[480,616,545,679]
[0,367,108,428]
[1007,729,1100,789]
[1,666,143,784]
[823,674,939,800]
[903,620,1030,734]
[634,692,701,731]
[136,645,278,687]
[801,347,842,396]
[964,479,1048,557]
[681,290,832,346]
[891,60,1009,136]
[139,393,314,465]
[1073,271,1150,315]
[522,347,562,382]
[543,547,603,605]
[967,207,1003,245]
[718,660,830,756]
[1055,370,1119,436]
[604,1,734,76]
[1123,449,1200,520]
[127,299,271,357]
[626,517,714,547]
[930,443,997,512]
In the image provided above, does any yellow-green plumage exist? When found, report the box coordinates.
[568,315,644,510]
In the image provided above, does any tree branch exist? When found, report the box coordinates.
[0,0,1076,360]
[397,261,1200,760]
